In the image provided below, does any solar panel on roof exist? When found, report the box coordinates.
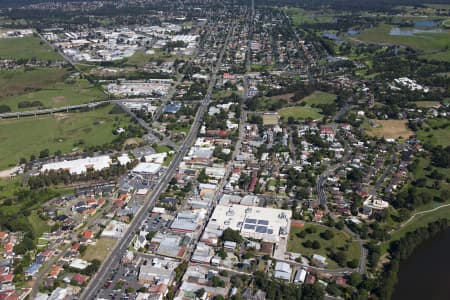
[267,229,273,234]
[245,218,257,224]
[256,226,267,233]
[244,224,256,230]
[257,219,269,225]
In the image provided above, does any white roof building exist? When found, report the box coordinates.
[69,259,89,270]
[132,162,162,175]
[312,254,327,265]
[274,261,292,281]
[294,269,307,284]
[206,204,291,243]
[101,220,128,238]
[41,155,112,175]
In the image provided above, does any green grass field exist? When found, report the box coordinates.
[416,118,450,147]
[125,49,176,67]
[83,237,117,261]
[0,176,22,203]
[356,24,450,61]
[284,7,334,26]
[155,145,172,153]
[0,68,107,111]
[0,68,67,98]
[288,224,360,269]
[278,106,323,121]
[0,105,133,169]
[0,36,61,61]
[28,211,50,238]
[383,205,450,253]
[2,79,106,112]
[303,91,336,106]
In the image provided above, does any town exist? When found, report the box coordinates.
[0,1,449,300]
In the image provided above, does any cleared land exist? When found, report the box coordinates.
[302,91,336,106]
[0,36,61,61]
[268,93,295,101]
[83,237,117,261]
[0,68,66,98]
[278,106,323,121]
[288,224,360,269]
[0,105,133,170]
[366,119,413,139]
[414,100,440,107]
[356,24,450,62]
[125,49,177,67]
[262,113,279,126]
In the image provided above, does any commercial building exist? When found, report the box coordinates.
[132,162,162,175]
[207,204,291,242]
[41,155,113,175]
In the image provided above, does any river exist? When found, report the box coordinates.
[393,227,450,300]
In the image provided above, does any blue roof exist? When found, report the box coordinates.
[245,218,257,224]
[164,103,181,114]
[255,226,267,233]
[257,219,269,225]
[25,263,41,275]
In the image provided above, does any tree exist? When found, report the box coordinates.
[14,236,34,255]
[335,221,345,230]
[326,282,342,297]
[347,259,359,268]
[302,283,325,300]
[198,168,209,183]
[39,148,50,159]
[312,240,321,249]
[83,259,101,275]
[195,288,205,298]
[331,251,347,267]
[0,105,11,113]
[302,240,313,248]
[348,272,362,287]
[217,248,227,259]
[320,229,334,240]
[212,276,225,288]
[221,228,243,243]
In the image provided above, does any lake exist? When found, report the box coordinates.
[393,227,450,300]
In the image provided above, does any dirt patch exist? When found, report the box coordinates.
[367,119,413,139]
[124,138,143,147]
[291,220,305,227]
[269,92,295,101]
[52,96,66,103]
[54,113,70,120]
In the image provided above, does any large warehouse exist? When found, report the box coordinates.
[205,204,292,244]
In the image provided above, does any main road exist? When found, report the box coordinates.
[80,23,235,300]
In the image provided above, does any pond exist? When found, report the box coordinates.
[414,20,438,27]
[389,27,443,36]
